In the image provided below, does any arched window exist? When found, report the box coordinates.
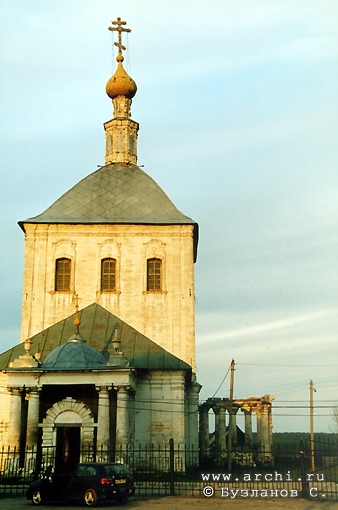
[147,258,162,291]
[101,258,116,291]
[55,258,71,291]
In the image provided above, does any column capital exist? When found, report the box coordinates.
[7,386,24,395]
[199,404,210,415]
[95,385,113,393]
[212,403,226,415]
[26,386,42,394]
[114,384,132,394]
[189,381,202,395]
[229,406,239,415]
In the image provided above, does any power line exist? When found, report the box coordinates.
[237,362,338,368]
[211,362,231,398]
[273,405,336,409]
[271,400,338,402]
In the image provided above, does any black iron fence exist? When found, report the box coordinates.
[1,437,338,501]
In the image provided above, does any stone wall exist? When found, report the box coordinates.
[20,223,196,369]
[0,373,10,447]
[134,371,187,447]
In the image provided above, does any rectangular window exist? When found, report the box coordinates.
[55,258,71,291]
[101,258,116,291]
[147,258,161,291]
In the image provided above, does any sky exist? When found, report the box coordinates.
[0,1,337,433]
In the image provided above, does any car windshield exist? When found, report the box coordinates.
[104,464,131,476]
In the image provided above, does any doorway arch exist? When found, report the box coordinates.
[41,397,95,469]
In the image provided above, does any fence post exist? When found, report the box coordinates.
[299,442,309,499]
[169,438,175,496]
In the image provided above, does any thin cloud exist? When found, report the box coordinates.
[199,309,337,343]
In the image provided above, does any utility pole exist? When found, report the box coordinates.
[310,379,315,472]
[227,359,235,471]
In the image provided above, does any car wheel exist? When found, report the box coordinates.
[83,488,98,507]
[31,488,44,505]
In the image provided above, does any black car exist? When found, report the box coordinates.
[26,462,135,506]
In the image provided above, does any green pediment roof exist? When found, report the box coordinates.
[0,303,191,372]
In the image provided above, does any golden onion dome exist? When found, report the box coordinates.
[106,54,137,100]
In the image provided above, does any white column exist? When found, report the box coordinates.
[115,386,130,448]
[230,407,238,446]
[186,381,201,450]
[7,387,22,448]
[199,405,210,459]
[256,410,262,452]
[268,405,273,449]
[244,410,253,447]
[218,407,227,452]
[214,407,220,453]
[128,389,135,447]
[96,386,112,453]
[26,387,40,449]
[261,405,271,462]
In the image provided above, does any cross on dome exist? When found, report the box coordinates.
[108,17,131,60]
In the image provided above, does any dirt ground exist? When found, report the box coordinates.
[2,495,338,509]
[130,496,338,509]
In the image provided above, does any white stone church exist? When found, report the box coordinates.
[0,18,201,471]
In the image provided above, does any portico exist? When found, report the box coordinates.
[1,302,198,472]
[199,395,275,464]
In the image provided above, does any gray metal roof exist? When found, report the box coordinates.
[41,335,106,370]
[20,163,195,226]
[0,303,191,372]
[19,163,199,261]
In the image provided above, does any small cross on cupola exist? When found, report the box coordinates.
[108,17,131,57]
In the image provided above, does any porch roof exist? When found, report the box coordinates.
[0,303,191,372]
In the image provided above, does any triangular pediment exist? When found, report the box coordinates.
[0,303,191,371]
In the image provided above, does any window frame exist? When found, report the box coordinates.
[147,258,162,292]
[55,257,71,292]
[100,257,117,292]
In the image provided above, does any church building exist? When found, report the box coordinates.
[0,18,200,471]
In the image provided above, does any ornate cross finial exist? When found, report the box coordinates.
[73,292,79,310]
[108,17,131,56]
[73,292,81,333]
